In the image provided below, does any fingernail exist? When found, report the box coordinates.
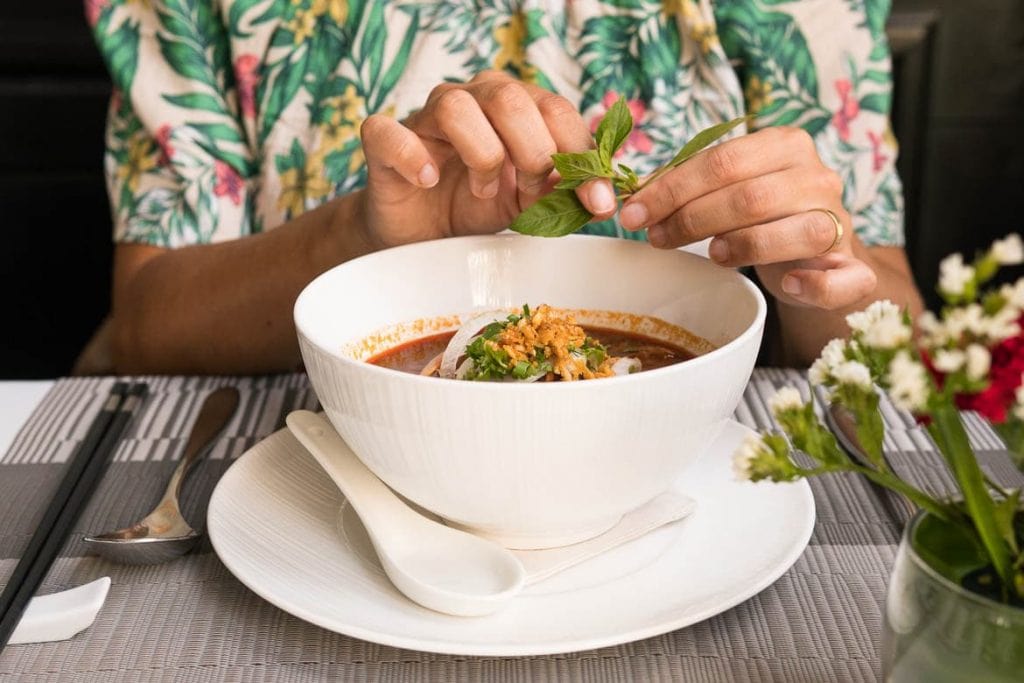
[418,163,438,188]
[620,202,648,230]
[709,239,730,263]
[648,224,667,248]
[588,182,616,214]
[481,178,500,198]
[782,275,803,296]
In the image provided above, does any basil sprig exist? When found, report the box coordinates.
[509,97,751,238]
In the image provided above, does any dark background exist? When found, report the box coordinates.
[0,1,1021,379]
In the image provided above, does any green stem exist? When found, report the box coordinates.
[852,465,963,526]
[929,402,1014,596]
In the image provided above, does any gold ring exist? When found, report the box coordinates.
[813,208,844,254]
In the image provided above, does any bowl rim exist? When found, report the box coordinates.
[294,233,768,390]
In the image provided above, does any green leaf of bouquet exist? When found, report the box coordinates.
[595,96,632,168]
[993,490,1022,554]
[552,150,609,183]
[668,115,752,168]
[509,189,593,238]
[912,511,991,585]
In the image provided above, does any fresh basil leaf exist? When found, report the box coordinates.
[509,189,593,237]
[552,150,608,182]
[668,114,751,168]
[595,97,632,168]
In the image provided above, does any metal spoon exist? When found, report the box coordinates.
[84,387,240,564]
[286,410,526,616]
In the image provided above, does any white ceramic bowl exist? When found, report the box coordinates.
[295,234,766,549]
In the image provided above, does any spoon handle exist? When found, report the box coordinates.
[162,387,240,502]
[285,411,400,524]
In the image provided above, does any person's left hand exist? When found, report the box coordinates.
[618,126,877,310]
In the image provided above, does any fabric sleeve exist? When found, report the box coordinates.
[88,0,256,247]
[715,0,905,246]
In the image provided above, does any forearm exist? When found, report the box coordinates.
[775,241,925,367]
[110,191,372,375]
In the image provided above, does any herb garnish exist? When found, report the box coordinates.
[461,305,609,382]
[509,98,751,238]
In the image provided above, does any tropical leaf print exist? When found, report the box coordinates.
[717,1,831,134]
[93,0,905,249]
[578,14,646,111]
[94,10,140,93]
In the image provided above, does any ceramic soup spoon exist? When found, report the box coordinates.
[286,410,526,617]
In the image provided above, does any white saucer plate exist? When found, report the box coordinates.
[208,420,815,656]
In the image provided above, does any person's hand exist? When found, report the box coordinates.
[354,71,616,249]
[618,126,877,310]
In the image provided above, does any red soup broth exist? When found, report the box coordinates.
[368,328,697,376]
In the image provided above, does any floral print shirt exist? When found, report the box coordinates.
[88,0,904,248]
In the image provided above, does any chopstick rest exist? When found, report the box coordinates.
[7,578,111,645]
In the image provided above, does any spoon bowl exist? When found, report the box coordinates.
[286,410,526,616]
[83,387,240,565]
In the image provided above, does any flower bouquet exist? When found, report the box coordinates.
[734,235,1024,680]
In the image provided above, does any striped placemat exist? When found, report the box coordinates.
[0,370,1019,682]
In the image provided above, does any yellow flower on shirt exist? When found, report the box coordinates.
[311,0,347,25]
[116,134,158,193]
[278,159,332,217]
[744,75,773,115]
[288,8,317,44]
[493,12,536,82]
[662,0,698,19]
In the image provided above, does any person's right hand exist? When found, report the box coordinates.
[354,71,616,249]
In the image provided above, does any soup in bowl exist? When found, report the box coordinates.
[295,234,766,549]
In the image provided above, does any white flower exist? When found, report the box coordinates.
[938,253,976,297]
[1000,279,1024,310]
[942,304,986,342]
[809,338,848,385]
[732,434,766,481]
[932,348,966,373]
[964,344,991,382]
[990,233,1024,266]
[887,351,930,413]
[832,360,873,390]
[847,300,911,350]
[768,386,804,417]
[984,306,1021,343]
[916,310,949,347]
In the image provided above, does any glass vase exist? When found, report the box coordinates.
[882,510,1024,681]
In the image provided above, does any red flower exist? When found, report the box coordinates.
[154,124,174,165]
[867,130,888,172]
[214,161,243,206]
[590,91,653,157]
[234,54,260,118]
[831,79,860,142]
[953,317,1024,424]
[85,0,108,28]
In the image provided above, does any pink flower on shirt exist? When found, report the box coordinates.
[234,54,260,118]
[590,91,653,157]
[831,79,860,142]
[85,0,108,28]
[867,130,888,172]
[154,124,174,165]
[214,161,243,205]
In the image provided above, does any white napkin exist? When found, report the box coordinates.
[514,491,696,585]
[7,577,111,645]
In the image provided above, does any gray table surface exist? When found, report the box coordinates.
[1,370,1020,682]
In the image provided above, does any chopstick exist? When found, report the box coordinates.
[0,381,148,650]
